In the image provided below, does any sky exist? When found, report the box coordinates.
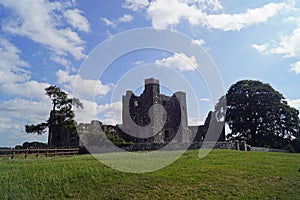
[0,0,300,147]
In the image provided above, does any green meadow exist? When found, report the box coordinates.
[0,149,299,199]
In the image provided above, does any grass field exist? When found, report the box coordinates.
[0,149,299,199]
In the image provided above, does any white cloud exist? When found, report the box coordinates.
[0,38,30,84]
[123,0,149,11]
[287,99,300,110]
[143,0,292,31]
[0,37,54,146]
[147,0,206,29]
[271,28,300,58]
[291,61,300,74]
[284,16,297,23]
[0,81,50,100]
[75,100,122,125]
[134,60,145,65]
[0,77,115,146]
[97,101,122,125]
[0,80,116,146]
[252,36,298,56]
[206,2,292,31]
[64,9,90,32]
[155,53,198,71]
[101,14,134,28]
[191,39,205,46]
[251,19,300,73]
[251,43,268,53]
[74,99,98,123]
[200,98,210,102]
[50,55,72,68]
[0,117,48,147]
[0,38,52,100]
[0,98,50,146]
[101,17,117,28]
[0,0,87,62]
[0,81,117,146]
[188,117,204,126]
[193,0,223,11]
[0,98,51,123]
[56,70,112,99]
[118,14,134,23]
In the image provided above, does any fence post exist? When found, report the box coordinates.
[236,141,240,151]
[36,148,39,158]
[24,148,28,159]
[11,148,15,159]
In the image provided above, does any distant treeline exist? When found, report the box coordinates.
[0,147,11,150]
[11,141,47,149]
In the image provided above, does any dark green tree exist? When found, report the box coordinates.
[216,80,300,150]
[25,86,83,146]
[21,141,47,149]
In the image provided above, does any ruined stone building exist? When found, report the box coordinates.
[116,78,225,144]
[117,78,191,144]
[48,110,79,147]
[77,77,225,148]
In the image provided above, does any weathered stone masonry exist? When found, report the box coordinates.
[116,78,225,144]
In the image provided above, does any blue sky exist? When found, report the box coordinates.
[0,0,300,147]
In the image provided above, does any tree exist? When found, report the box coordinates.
[25,86,83,147]
[20,141,47,149]
[216,80,300,150]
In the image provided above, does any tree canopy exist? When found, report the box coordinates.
[25,86,83,146]
[216,80,300,150]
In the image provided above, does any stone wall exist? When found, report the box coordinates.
[48,110,79,147]
[120,141,247,152]
[249,146,288,153]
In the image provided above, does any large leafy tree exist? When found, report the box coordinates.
[216,80,300,149]
[25,86,83,146]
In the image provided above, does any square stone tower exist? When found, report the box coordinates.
[118,78,191,144]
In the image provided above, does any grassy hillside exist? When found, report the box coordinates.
[0,149,299,199]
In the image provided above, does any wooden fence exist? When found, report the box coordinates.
[0,147,80,159]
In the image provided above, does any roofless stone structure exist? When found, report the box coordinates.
[116,78,225,144]
[78,78,225,151]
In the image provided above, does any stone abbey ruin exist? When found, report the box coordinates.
[48,77,293,153]
[77,78,225,150]
[117,77,225,144]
